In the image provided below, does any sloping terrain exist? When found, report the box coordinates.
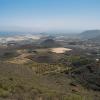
[80,30,100,39]
[40,39,61,48]
[0,39,100,100]
[90,35,100,42]
[0,61,99,100]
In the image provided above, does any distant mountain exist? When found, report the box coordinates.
[80,30,100,39]
[40,39,61,48]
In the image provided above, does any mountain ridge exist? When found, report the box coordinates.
[80,30,100,39]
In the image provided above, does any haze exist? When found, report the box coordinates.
[0,0,100,32]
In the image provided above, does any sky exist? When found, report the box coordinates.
[0,0,100,32]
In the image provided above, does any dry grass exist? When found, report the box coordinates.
[6,49,32,64]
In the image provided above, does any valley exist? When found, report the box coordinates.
[0,30,100,100]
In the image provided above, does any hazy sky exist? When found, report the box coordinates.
[0,0,100,32]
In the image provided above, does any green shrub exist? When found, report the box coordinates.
[0,88,10,98]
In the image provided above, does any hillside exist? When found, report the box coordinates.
[40,39,61,48]
[0,33,100,100]
[80,30,100,39]
[90,35,100,42]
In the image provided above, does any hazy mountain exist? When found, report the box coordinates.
[80,30,100,39]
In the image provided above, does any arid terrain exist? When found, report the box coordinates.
[0,30,100,100]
